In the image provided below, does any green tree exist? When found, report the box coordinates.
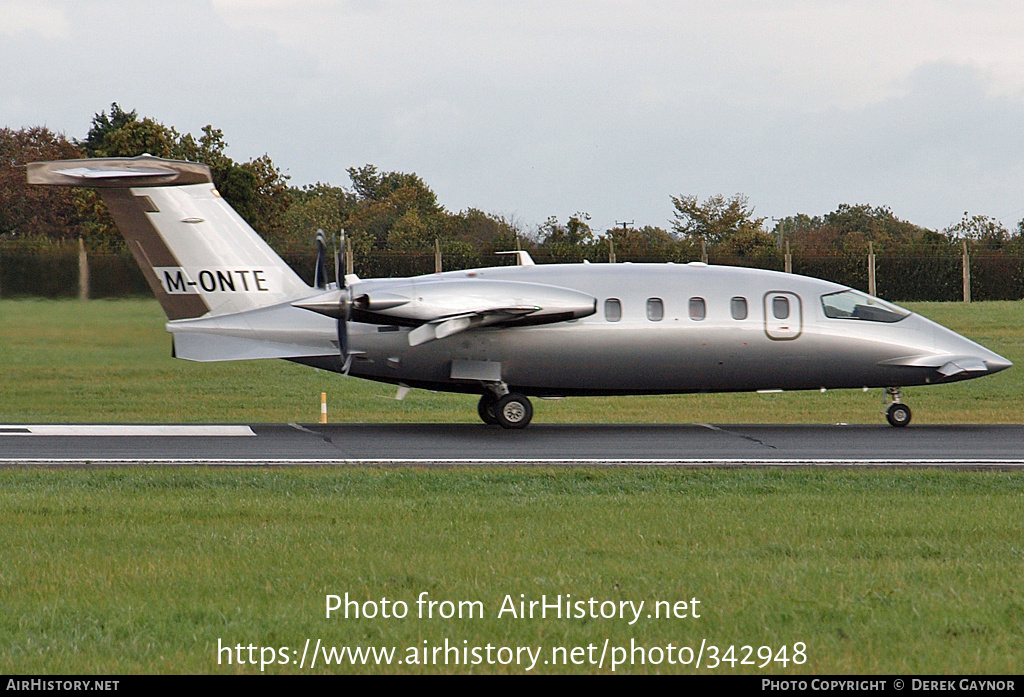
[445,208,522,255]
[347,165,441,214]
[715,226,778,261]
[342,164,446,252]
[77,103,291,246]
[603,224,681,261]
[773,205,938,256]
[0,127,84,244]
[280,183,357,255]
[537,213,596,262]
[670,193,766,246]
[945,212,1013,251]
[78,103,138,157]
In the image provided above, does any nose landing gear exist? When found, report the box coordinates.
[885,387,912,427]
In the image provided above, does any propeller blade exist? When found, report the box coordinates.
[336,229,350,373]
[313,229,329,290]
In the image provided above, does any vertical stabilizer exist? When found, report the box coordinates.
[27,156,309,319]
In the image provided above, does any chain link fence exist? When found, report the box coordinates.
[1,248,1021,302]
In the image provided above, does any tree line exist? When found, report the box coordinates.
[2,103,1024,300]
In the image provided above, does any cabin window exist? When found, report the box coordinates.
[646,298,664,321]
[689,297,706,321]
[821,290,910,323]
[731,296,748,320]
[772,296,790,320]
[604,298,622,322]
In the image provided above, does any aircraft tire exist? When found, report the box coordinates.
[496,394,533,429]
[886,403,912,427]
[477,393,500,425]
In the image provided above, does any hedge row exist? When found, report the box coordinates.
[1,250,1021,302]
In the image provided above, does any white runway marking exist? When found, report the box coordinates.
[0,425,256,437]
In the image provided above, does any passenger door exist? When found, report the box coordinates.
[763,291,802,340]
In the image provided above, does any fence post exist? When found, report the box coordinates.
[962,240,971,303]
[868,241,876,296]
[784,240,792,274]
[434,238,442,273]
[608,236,616,263]
[701,238,708,264]
[78,237,90,301]
[345,237,353,276]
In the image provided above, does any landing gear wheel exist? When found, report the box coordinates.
[477,393,499,425]
[495,393,533,429]
[886,403,912,428]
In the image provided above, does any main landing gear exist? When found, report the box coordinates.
[478,388,533,429]
[885,387,911,427]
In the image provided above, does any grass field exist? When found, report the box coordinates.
[2,468,1024,674]
[0,298,1022,424]
[2,298,1024,674]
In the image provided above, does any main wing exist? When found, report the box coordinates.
[293,278,597,345]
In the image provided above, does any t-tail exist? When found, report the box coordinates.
[27,155,310,320]
[28,156,341,365]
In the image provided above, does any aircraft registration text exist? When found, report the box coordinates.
[155,267,274,294]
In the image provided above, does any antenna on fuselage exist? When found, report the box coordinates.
[496,250,535,266]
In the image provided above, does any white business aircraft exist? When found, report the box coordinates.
[28,156,1012,428]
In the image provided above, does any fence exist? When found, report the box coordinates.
[1,247,1022,302]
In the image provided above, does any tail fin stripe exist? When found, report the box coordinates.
[102,188,210,319]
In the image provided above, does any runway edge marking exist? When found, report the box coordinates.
[0,425,256,437]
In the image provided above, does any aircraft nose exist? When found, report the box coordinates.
[985,354,1013,374]
[931,322,1012,375]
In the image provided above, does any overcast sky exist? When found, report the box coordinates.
[4,0,1024,234]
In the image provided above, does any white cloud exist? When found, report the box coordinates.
[208,1,1024,111]
[4,1,1024,232]
[0,0,70,39]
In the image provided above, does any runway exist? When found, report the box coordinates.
[2,423,1024,467]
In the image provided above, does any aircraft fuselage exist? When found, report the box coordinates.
[324,262,1009,396]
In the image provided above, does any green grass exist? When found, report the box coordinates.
[1,468,1024,674]
[1,298,1022,424]
[3,300,1024,674]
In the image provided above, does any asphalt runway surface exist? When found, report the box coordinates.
[1,423,1024,467]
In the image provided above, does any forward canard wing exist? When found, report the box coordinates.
[293,278,597,346]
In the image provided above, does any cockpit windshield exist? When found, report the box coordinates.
[820,290,910,323]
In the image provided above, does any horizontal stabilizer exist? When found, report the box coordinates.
[27,155,212,188]
[168,301,337,361]
[173,332,333,362]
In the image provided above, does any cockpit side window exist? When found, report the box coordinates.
[821,290,910,323]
